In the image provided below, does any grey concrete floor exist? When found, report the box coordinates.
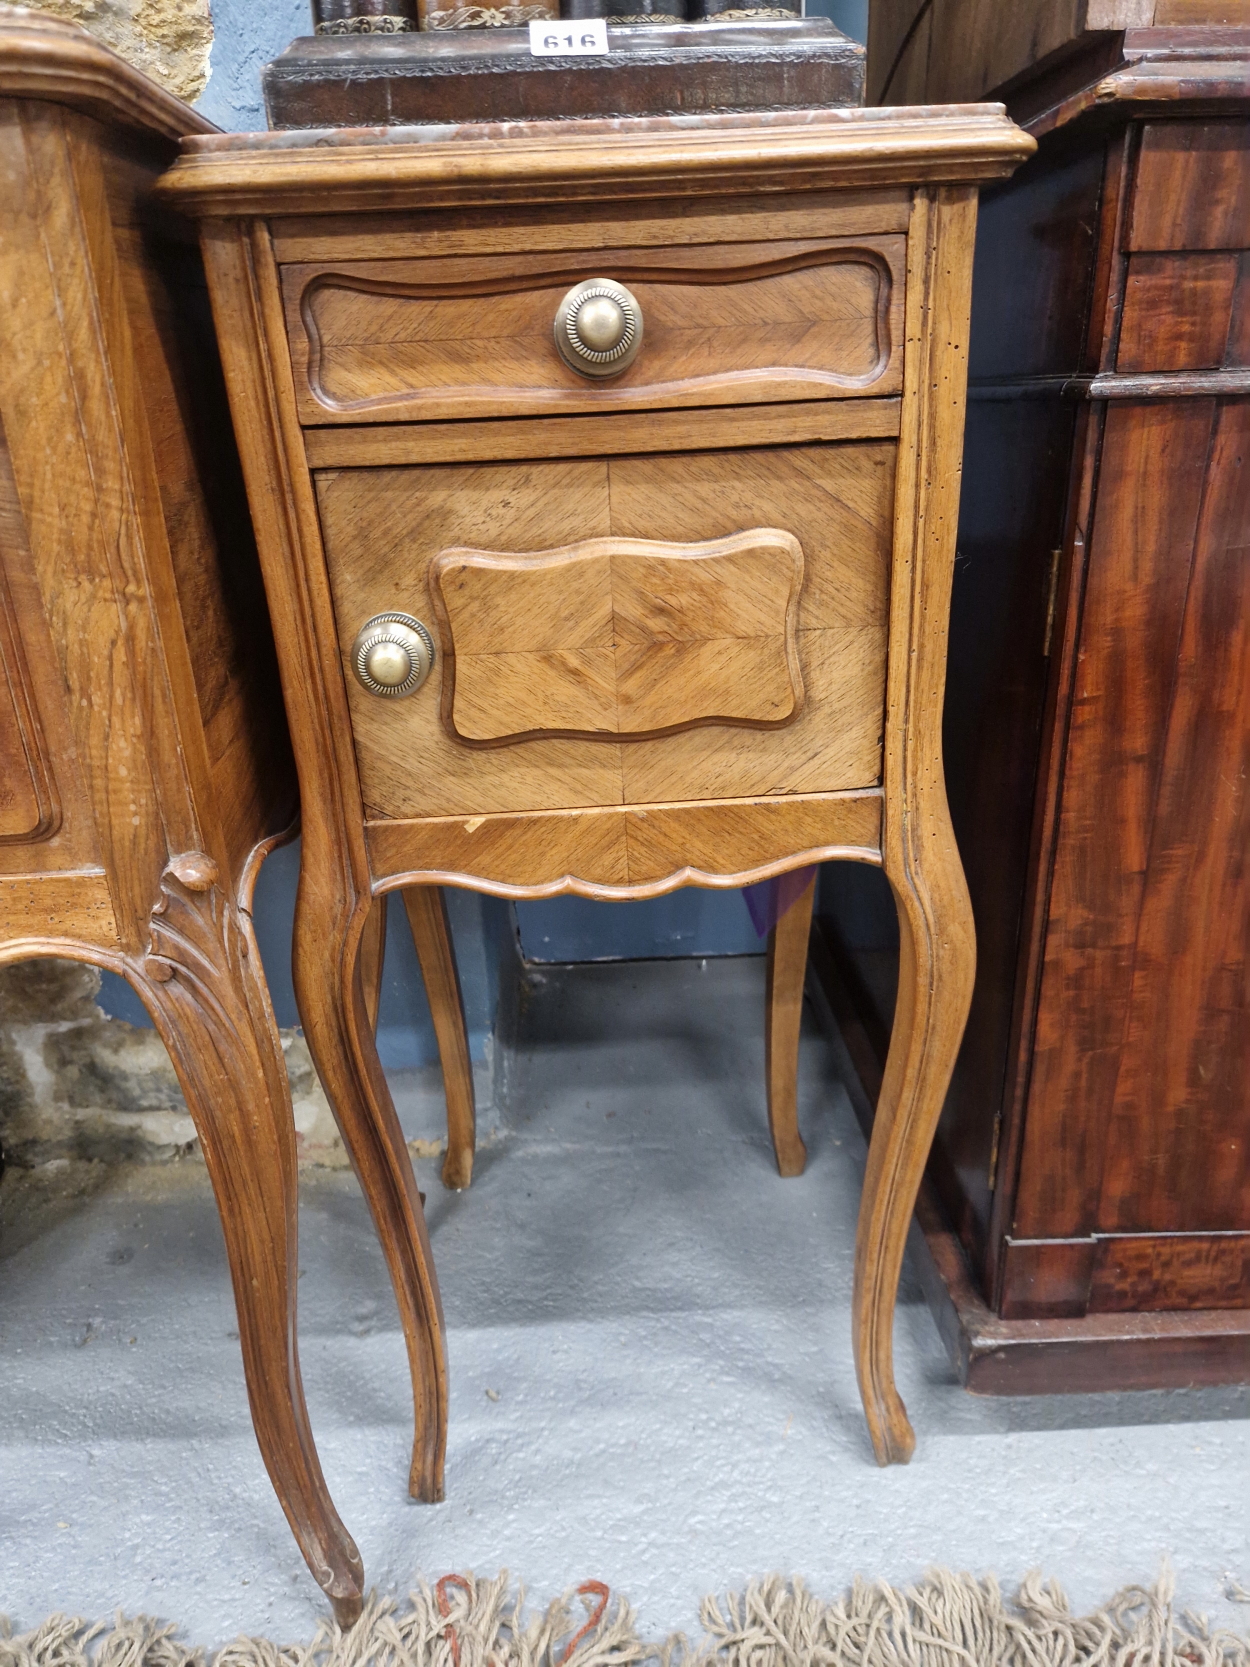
[1,956,1248,1648]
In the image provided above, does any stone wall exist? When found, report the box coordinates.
[0,949,507,1169]
[0,960,347,1169]
[31,0,214,101]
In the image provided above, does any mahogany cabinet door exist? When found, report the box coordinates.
[1000,118,1250,1321]
[1008,394,1250,1318]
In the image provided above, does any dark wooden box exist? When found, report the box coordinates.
[263,19,863,128]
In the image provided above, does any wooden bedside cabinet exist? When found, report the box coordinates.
[160,105,1032,1491]
[0,11,365,1623]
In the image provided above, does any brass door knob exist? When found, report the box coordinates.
[351,613,435,698]
[554,279,643,378]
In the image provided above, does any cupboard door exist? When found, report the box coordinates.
[1097,398,1250,1239]
[1009,398,1250,1315]
[316,440,893,821]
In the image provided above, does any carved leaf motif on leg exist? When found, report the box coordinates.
[130,853,365,1627]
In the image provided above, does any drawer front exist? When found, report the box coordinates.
[285,236,905,425]
[316,441,893,820]
[1127,120,1250,252]
[1118,251,1250,373]
[366,794,884,897]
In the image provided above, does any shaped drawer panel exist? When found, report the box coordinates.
[430,528,804,744]
[285,236,905,424]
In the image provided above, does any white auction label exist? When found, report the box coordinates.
[528,17,609,53]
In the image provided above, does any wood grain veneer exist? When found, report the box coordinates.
[0,11,366,1628]
[430,529,805,744]
[163,104,1031,1485]
[1016,399,1217,1242]
[283,237,905,424]
[269,189,913,264]
[1117,252,1241,370]
[851,26,1250,1383]
[0,457,59,844]
[367,791,882,897]
[1127,121,1250,250]
[318,443,892,820]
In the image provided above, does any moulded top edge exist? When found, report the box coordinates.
[158,104,1035,217]
[0,15,216,142]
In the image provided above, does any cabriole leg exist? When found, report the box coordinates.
[764,870,817,1177]
[133,855,364,1625]
[293,868,448,1502]
[358,894,388,1034]
[402,885,476,1191]
[852,845,974,1465]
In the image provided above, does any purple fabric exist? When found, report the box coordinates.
[742,865,817,938]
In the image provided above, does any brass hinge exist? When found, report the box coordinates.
[1042,547,1062,657]
[987,1110,1003,1193]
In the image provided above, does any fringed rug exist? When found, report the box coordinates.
[4,1568,1250,1667]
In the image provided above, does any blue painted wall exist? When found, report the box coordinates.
[803,0,868,44]
[95,0,870,1042]
[517,891,765,963]
[195,0,307,130]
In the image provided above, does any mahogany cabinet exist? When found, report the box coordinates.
[821,24,1250,1389]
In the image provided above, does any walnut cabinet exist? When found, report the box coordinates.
[0,11,367,1624]
[160,105,1032,1487]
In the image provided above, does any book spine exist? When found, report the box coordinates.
[423,0,558,25]
[311,0,420,30]
[562,0,688,18]
[687,0,800,16]
[566,0,690,16]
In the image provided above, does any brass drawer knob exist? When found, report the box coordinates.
[554,279,643,378]
[351,613,434,698]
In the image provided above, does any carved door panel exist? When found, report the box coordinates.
[0,413,99,867]
[317,440,894,821]
[0,563,55,843]
[0,412,58,843]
